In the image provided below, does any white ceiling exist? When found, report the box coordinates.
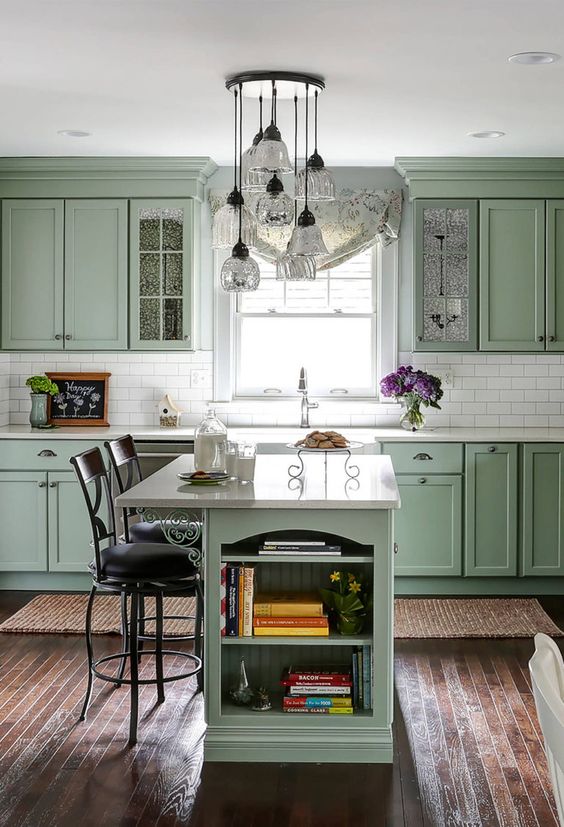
[2,0,564,164]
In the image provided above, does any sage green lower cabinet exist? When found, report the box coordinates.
[480,199,546,351]
[204,508,393,763]
[465,444,518,576]
[64,200,128,350]
[393,475,462,576]
[0,471,48,570]
[47,471,95,572]
[522,444,564,576]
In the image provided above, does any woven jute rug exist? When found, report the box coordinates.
[394,597,563,639]
[0,594,561,639]
[0,593,196,636]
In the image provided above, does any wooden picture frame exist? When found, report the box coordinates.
[46,372,111,427]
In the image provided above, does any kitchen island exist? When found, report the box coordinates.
[115,453,400,763]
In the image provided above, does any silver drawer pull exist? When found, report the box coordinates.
[413,452,433,461]
[418,477,427,484]
[38,449,57,457]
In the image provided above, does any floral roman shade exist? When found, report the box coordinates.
[209,188,402,270]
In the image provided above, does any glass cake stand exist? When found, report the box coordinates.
[286,441,364,482]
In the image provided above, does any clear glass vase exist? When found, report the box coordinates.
[399,399,426,431]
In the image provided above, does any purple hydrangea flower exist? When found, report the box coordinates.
[380,366,443,409]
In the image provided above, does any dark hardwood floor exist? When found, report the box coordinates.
[0,592,562,827]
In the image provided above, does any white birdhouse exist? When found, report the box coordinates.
[158,393,183,428]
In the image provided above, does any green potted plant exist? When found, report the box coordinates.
[25,375,59,428]
[320,570,372,635]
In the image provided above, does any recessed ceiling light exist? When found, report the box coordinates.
[508,51,561,65]
[467,130,506,139]
[57,129,91,138]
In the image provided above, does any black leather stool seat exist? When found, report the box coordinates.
[128,520,189,545]
[91,543,198,580]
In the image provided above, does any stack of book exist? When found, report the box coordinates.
[258,538,341,556]
[253,592,329,636]
[352,645,372,710]
[280,666,353,714]
[222,563,255,637]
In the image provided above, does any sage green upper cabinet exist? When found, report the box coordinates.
[465,444,518,576]
[480,200,546,351]
[522,444,564,576]
[129,199,195,349]
[393,474,462,576]
[546,200,564,351]
[414,200,478,351]
[64,200,128,350]
[1,199,64,350]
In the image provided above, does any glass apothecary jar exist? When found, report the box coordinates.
[194,408,228,473]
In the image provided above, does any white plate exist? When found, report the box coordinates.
[287,440,364,453]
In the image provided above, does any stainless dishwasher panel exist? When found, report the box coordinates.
[135,440,194,477]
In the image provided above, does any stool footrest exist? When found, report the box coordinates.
[92,650,201,686]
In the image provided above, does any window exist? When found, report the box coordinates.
[234,249,377,398]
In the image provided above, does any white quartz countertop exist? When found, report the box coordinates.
[115,454,401,510]
[4,423,564,443]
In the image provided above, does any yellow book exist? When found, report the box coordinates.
[253,592,325,617]
[253,626,329,637]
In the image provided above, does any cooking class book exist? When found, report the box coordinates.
[253,593,325,617]
[282,707,353,714]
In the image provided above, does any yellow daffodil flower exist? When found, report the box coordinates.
[349,581,362,593]
[329,571,341,582]
[348,573,356,582]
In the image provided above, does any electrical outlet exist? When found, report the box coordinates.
[436,368,454,389]
[190,369,209,388]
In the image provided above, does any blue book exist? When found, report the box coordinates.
[357,648,364,708]
[362,645,371,710]
[226,565,239,636]
[351,648,359,708]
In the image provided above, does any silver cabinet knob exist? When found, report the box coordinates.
[49,482,57,488]
[55,334,62,340]
[488,446,496,453]
[416,335,423,342]
[418,477,427,484]
[393,543,399,555]
[548,335,556,342]
[38,449,57,457]
[184,334,191,343]
[65,334,72,340]
[38,482,46,488]
[537,335,544,342]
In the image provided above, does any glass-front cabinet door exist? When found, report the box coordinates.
[130,199,194,349]
[414,199,478,351]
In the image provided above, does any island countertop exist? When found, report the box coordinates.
[115,454,401,510]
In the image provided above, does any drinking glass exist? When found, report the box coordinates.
[237,442,256,482]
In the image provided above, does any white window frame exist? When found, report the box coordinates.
[213,242,398,403]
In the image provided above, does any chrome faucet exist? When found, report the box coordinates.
[298,366,319,428]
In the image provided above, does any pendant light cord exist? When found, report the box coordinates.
[233,88,238,193]
[238,83,243,243]
[294,95,298,225]
[271,79,275,124]
[304,83,309,209]
[259,94,263,133]
[314,89,318,153]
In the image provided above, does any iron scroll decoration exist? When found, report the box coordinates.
[136,508,203,567]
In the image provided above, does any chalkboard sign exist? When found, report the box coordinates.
[46,372,111,426]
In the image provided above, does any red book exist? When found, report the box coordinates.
[281,666,352,687]
[253,616,328,628]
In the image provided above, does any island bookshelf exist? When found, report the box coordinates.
[203,508,394,763]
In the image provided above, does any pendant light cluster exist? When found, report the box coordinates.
[213,71,336,292]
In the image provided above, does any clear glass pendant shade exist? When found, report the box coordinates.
[255,174,294,227]
[249,123,292,174]
[286,208,329,257]
[212,195,258,250]
[220,241,261,292]
[296,164,336,202]
[276,252,316,281]
[242,145,270,192]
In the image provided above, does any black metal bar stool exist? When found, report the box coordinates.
[104,435,204,689]
[70,447,202,746]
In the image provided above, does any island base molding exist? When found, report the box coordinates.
[395,577,564,596]
[203,726,393,764]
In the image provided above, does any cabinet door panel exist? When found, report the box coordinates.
[465,444,518,576]
[546,200,564,351]
[129,199,194,349]
[1,200,64,349]
[480,200,545,351]
[522,444,564,575]
[47,471,97,572]
[394,475,462,576]
[414,200,478,351]
[0,472,48,570]
[64,200,128,350]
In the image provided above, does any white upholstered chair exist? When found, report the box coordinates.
[529,632,564,827]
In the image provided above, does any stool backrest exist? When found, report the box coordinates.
[105,435,143,541]
[70,447,117,578]
[529,633,564,826]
